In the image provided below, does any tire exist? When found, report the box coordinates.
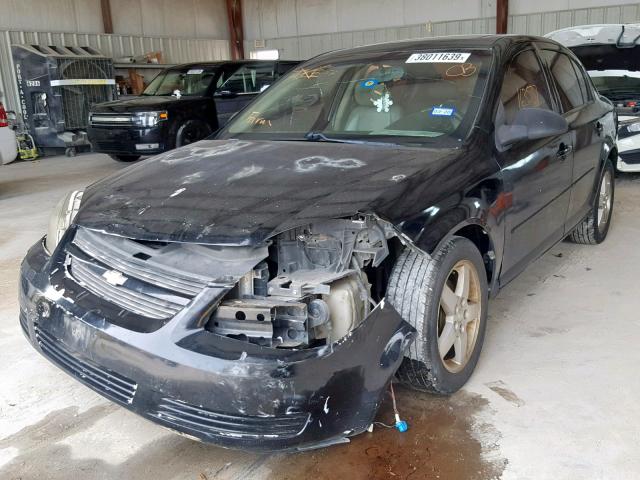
[175,120,212,148]
[387,237,489,395]
[568,159,615,245]
[109,154,141,162]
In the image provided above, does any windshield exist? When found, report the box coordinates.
[143,66,219,96]
[218,49,492,145]
[589,71,640,101]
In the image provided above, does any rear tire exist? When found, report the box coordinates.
[109,154,141,162]
[568,159,614,245]
[387,237,488,395]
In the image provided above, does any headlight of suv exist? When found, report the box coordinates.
[45,190,84,254]
[132,111,168,127]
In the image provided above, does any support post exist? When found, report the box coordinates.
[101,0,114,34]
[226,0,245,60]
[496,0,508,34]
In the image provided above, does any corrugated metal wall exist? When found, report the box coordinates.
[509,3,640,35]
[247,3,640,60]
[0,30,230,113]
[247,17,496,60]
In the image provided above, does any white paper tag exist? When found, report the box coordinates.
[187,69,204,75]
[406,52,471,64]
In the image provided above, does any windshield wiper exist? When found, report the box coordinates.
[304,131,397,146]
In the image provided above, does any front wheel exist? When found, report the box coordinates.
[387,237,489,395]
[175,121,212,148]
[568,159,615,245]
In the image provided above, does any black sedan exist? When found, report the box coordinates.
[20,35,616,451]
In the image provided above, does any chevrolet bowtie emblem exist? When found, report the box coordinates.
[102,270,127,286]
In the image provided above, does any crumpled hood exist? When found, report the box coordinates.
[76,139,461,245]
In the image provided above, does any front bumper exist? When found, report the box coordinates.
[87,125,167,156]
[617,149,640,172]
[19,238,414,452]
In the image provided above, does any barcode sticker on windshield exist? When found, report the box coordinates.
[406,52,471,63]
[187,69,204,75]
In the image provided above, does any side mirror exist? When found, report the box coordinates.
[497,108,568,150]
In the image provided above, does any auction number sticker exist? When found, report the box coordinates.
[406,52,471,63]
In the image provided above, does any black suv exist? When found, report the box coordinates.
[87,60,299,161]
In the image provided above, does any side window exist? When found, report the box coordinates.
[540,50,588,112]
[499,50,554,125]
[216,64,275,94]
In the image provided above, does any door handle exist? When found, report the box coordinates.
[556,144,573,158]
[595,122,603,134]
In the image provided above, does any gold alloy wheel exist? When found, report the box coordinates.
[437,260,483,373]
[597,169,613,230]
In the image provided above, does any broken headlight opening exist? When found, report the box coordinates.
[45,189,84,254]
[205,215,396,349]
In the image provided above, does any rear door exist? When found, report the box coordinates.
[497,47,574,285]
[214,62,277,127]
[537,45,605,231]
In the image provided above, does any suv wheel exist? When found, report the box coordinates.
[569,159,615,245]
[387,237,488,395]
[176,121,212,148]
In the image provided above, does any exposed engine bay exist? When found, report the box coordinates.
[206,215,395,348]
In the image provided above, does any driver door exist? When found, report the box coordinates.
[497,47,574,286]
[214,63,277,127]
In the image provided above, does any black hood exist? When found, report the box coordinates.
[75,139,472,245]
[91,95,204,113]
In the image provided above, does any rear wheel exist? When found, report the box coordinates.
[387,237,488,395]
[568,159,614,245]
[175,120,212,148]
[109,154,141,162]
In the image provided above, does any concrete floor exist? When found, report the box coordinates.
[1,153,639,480]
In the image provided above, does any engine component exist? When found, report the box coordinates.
[307,299,330,328]
[323,271,371,343]
[207,215,391,349]
[209,298,308,347]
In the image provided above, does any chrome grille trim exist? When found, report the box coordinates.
[89,113,134,126]
[70,256,183,319]
[73,228,208,296]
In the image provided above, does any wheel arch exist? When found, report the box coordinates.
[427,219,499,293]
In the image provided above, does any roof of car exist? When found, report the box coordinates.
[307,34,561,60]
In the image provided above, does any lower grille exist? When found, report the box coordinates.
[619,149,640,165]
[154,397,310,439]
[35,325,137,405]
[94,140,129,151]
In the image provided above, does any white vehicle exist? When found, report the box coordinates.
[0,102,18,165]
[547,24,640,172]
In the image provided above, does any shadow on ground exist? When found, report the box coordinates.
[0,387,506,480]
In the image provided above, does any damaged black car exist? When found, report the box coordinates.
[19,35,617,451]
